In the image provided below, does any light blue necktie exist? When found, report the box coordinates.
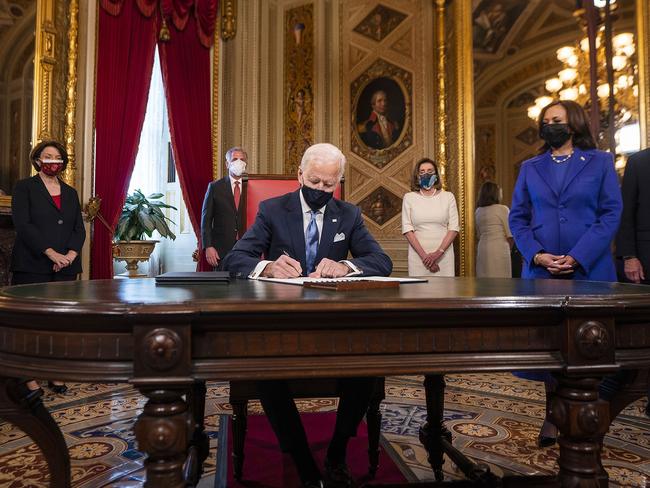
[305,210,320,275]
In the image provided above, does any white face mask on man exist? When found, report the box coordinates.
[228,159,246,177]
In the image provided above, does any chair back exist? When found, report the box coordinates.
[242,174,344,232]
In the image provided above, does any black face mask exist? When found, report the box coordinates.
[540,123,572,149]
[301,185,333,211]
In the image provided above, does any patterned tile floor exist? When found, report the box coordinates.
[1,374,649,487]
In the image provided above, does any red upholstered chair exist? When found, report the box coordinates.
[229,174,385,480]
[242,174,342,231]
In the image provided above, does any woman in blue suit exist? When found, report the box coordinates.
[509,100,622,446]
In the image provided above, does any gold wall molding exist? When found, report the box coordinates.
[0,0,74,212]
[221,0,237,40]
[33,0,56,144]
[212,29,221,179]
[638,0,650,147]
[434,0,447,187]
[63,0,79,187]
[449,0,475,276]
[284,3,315,175]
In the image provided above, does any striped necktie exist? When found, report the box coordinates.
[305,210,319,275]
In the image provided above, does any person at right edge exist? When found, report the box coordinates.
[509,100,622,447]
[615,147,650,416]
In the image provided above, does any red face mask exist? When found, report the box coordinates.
[40,160,64,176]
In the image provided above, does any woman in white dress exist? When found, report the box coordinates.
[475,181,513,277]
[402,158,459,276]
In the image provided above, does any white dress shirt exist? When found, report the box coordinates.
[229,175,242,194]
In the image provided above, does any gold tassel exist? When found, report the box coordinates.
[159,17,171,42]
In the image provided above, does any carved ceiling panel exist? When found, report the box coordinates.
[342,0,426,256]
[358,186,402,227]
[353,4,407,42]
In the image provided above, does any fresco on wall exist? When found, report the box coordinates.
[353,4,407,42]
[472,0,526,54]
[358,186,402,227]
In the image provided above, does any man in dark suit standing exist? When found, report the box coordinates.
[616,147,650,285]
[200,146,248,268]
[615,148,650,416]
[223,143,392,488]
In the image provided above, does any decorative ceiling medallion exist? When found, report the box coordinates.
[353,4,407,42]
[358,186,402,226]
[351,59,413,169]
[515,126,539,146]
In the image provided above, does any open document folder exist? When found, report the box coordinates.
[257,276,427,290]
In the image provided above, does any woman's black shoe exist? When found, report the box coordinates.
[47,381,68,394]
[537,435,557,448]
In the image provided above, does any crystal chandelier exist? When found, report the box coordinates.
[527,0,639,155]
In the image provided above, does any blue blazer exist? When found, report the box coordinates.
[509,148,622,281]
[222,190,393,278]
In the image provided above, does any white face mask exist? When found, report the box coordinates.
[228,159,246,177]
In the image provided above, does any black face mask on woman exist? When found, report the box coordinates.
[301,185,333,211]
[540,123,572,149]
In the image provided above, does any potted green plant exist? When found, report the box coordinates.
[112,190,177,277]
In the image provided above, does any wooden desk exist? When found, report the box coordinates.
[0,277,649,487]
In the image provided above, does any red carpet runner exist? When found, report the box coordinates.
[221,412,407,487]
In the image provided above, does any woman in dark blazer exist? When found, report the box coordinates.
[11,140,86,395]
[509,100,622,447]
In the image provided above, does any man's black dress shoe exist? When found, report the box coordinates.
[324,459,354,488]
[645,402,650,418]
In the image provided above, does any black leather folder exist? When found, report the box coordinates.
[155,271,230,285]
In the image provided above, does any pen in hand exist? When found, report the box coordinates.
[280,249,303,276]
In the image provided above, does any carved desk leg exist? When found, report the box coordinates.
[419,375,450,481]
[135,386,192,488]
[133,325,194,487]
[550,377,609,488]
[0,377,71,488]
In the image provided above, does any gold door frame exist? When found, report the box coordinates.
[638,0,650,147]
[0,0,78,211]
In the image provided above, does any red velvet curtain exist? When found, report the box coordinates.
[159,12,215,271]
[92,2,157,279]
[93,0,217,278]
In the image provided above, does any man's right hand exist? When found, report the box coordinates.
[624,257,646,283]
[261,254,302,278]
[205,247,220,267]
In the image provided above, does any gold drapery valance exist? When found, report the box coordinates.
[100,0,218,48]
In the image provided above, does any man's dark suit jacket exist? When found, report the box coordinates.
[201,176,246,261]
[222,189,393,277]
[11,175,86,275]
[616,148,650,280]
